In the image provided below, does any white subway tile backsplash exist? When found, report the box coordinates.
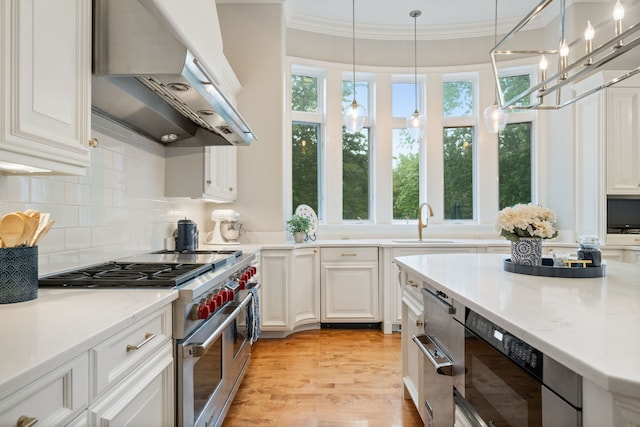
[1,114,207,276]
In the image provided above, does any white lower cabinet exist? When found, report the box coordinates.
[0,304,174,427]
[0,353,89,426]
[260,248,320,333]
[320,247,379,323]
[401,279,424,422]
[87,342,174,427]
[293,247,320,327]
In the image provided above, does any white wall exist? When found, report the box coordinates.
[0,115,207,275]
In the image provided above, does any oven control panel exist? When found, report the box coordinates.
[465,309,543,381]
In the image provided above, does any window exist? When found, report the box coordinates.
[291,72,323,214]
[443,77,475,220]
[391,81,421,220]
[443,127,474,220]
[443,80,473,117]
[342,79,372,220]
[292,123,320,213]
[499,74,532,108]
[498,122,532,209]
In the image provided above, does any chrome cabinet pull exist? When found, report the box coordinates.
[17,416,38,427]
[413,334,453,376]
[126,332,156,352]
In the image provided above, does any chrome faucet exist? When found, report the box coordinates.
[418,203,434,241]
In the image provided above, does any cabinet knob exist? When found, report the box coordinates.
[88,138,98,148]
[206,180,212,184]
[17,416,38,427]
[408,279,419,288]
[416,320,424,327]
[228,187,234,192]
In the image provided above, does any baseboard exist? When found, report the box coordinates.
[321,322,382,330]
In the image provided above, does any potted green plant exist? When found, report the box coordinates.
[286,214,311,243]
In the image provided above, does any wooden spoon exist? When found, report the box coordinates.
[16,212,37,246]
[32,220,55,246]
[0,213,26,248]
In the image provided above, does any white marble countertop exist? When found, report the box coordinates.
[393,253,640,399]
[0,288,178,401]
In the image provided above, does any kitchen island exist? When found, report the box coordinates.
[395,253,640,427]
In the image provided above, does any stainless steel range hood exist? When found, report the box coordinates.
[92,0,256,147]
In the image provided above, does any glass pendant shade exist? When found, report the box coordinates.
[343,100,366,133]
[483,103,507,133]
[406,110,426,140]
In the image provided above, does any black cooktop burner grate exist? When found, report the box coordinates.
[38,261,213,288]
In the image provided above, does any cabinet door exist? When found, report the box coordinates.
[292,247,320,327]
[260,250,291,330]
[1,0,91,174]
[402,294,424,422]
[204,146,237,201]
[321,262,379,322]
[607,88,640,194]
[88,342,174,427]
[0,353,89,426]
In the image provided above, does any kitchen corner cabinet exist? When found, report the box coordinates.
[320,247,380,323]
[606,88,640,195]
[1,0,92,175]
[165,146,237,202]
[260,248,320,333]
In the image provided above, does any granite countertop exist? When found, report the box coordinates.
[0,288,178,401]
[393,253,640,399]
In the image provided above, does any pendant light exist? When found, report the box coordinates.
[406,10,426,141]
[343,0,366,133]
[483,0,508,133]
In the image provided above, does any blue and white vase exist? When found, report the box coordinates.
[511,237,542,266]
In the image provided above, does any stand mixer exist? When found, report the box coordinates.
[208,209,244,245]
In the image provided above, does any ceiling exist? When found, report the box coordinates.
[284,0,548,41]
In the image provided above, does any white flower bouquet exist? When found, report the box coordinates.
[496,203,558,242]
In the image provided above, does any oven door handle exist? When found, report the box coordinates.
[183,294,253,358]
[413,333,453,376]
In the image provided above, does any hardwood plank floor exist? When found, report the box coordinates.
[223,328,423,427]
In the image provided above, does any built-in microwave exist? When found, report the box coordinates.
[607,197,640,234]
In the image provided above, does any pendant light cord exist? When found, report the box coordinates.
[493,0,499,104]
[351,0,356,103]
[413,11,418,112]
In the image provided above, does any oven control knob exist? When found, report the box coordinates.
[220,290,228,303]
[191,303,210,320]
[228,289,235,300]
[215,293,224,306]
[238,279,247,290]
[206,298,218,313]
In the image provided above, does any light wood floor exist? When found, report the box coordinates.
[222,328,423,427]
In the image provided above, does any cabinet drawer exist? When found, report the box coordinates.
[404,272,423,301]
[90,305,172,399]
[0,353,89,426]
[321,247,378,262]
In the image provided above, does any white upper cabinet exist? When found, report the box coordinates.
[165,146,237,202]
[606,88,640,195]
[0,0,92,175]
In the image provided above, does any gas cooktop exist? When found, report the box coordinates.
[38,250,243,288]
[38,261,213,288]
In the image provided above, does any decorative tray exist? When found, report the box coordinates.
[503,258,606,278]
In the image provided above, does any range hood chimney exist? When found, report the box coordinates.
[92,0,256,147]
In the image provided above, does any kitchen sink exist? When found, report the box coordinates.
[391,239,454,244]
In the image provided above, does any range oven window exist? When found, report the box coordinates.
[465,334,542,426]
[192,335,223,420]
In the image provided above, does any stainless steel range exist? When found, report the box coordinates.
[38,249,261,427]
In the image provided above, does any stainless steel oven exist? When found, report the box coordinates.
[455,309,582,427]
[177,283,258,427]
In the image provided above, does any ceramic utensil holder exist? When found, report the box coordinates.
[0,246,38,304]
